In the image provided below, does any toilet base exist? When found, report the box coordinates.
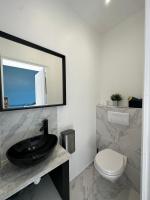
[94,149,127,183]
[94,163,124,183]
[98,170,123,182]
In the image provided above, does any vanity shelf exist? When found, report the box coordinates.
[0,145,70,200]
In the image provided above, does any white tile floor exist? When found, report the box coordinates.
[9,164,140,200]
[70,164,140,200]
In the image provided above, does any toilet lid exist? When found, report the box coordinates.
[95,149,124,176]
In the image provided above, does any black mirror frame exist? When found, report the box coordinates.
[0,31,66,111]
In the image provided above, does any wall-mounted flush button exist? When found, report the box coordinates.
[60,129,75,154]
[108,111,129,126]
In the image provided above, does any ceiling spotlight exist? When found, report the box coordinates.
[105,0,111,5]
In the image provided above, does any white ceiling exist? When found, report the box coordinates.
[65,0,145,33]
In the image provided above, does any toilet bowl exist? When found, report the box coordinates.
[94,149,127,182]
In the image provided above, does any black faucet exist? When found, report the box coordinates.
[40,119,48,136]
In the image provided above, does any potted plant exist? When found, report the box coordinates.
[111,93,122,106]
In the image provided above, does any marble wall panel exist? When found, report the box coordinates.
[96,105,142,192]
[0,107,57,163]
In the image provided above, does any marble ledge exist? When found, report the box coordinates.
[97,104,142,110]
[0,145,69,200]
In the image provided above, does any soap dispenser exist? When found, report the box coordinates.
[60,129,75,154]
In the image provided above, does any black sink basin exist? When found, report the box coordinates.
[6,134,58,167]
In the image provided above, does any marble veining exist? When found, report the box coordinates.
[70,164,140,200]
[8,164,140,200]
[0,145,69,200]
[96,105,142,192]
[0,107,57,163]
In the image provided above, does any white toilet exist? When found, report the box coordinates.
[94,149,127,182]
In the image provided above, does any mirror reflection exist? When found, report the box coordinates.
[0,34,66,110]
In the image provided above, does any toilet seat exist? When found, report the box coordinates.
[94,149,126,176]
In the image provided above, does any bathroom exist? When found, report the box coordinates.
[0,0,148,200]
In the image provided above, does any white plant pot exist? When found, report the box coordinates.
[112,101,118,106]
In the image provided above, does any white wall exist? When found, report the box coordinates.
[98,11,145,104]
[0,0,100,180]
[142,0,150,199]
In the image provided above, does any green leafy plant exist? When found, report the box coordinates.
[111,94,122,101]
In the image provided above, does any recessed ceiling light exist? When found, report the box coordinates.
[105,0,111,5]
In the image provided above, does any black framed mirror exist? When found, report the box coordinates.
[0,31,66,111]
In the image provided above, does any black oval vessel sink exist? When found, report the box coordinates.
[6,134,58,167]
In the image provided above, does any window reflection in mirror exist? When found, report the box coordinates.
[2,58,46,108]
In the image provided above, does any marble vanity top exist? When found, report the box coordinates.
[97,104,142,110]
[0,145,69,200]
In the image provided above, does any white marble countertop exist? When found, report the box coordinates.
[0,145,69,200]
[97,104,142,110]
